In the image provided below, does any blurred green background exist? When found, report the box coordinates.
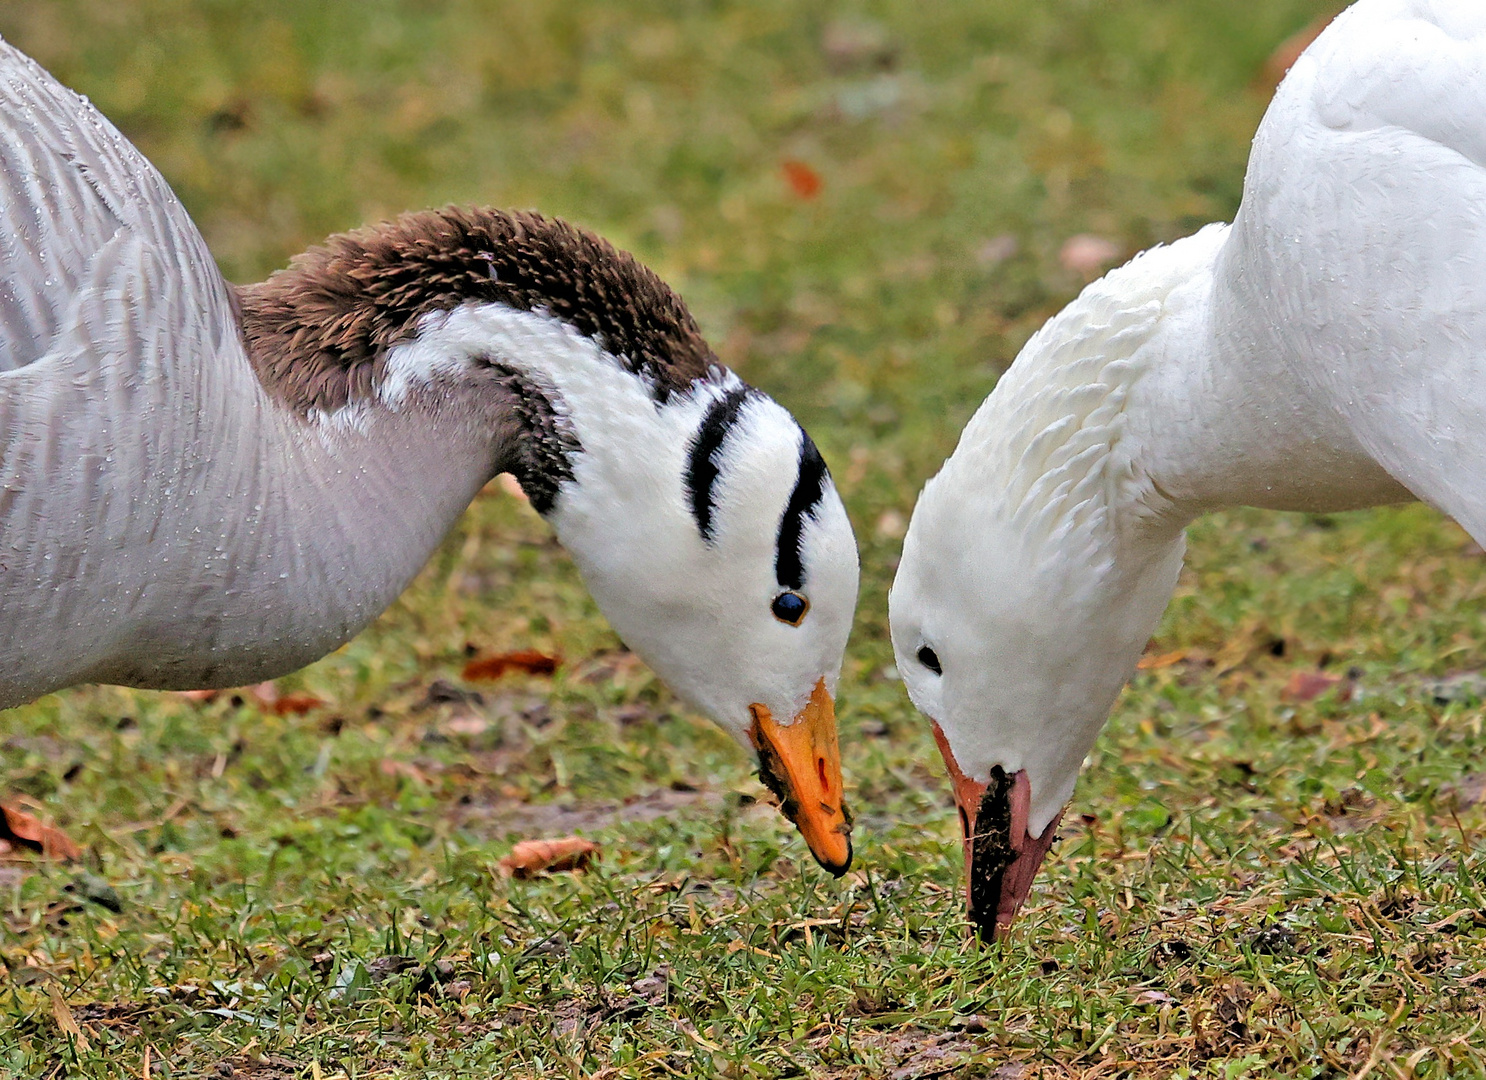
[9,2,1486,1078]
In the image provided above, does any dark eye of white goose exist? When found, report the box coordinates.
[771,591,809,626]
[917,645,942,676]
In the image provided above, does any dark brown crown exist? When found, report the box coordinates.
[236,206,716,413]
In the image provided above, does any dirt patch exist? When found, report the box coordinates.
[455,786,726,839]
[816,1027,1017,1080]
[211,1055,300,1079]
[1440,772,1486,810]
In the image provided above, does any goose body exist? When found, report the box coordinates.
[0,39,858,871]
[890,0,1486,932]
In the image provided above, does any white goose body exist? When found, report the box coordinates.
[0,39,858,871]
[890,0,1486,931]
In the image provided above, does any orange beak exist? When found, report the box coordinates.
[930,722,1064,940]
[748,679,853,876]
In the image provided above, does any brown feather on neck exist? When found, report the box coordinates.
[235,207,717,414]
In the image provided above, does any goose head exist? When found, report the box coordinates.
[240,208,860,873]
[886,268,1190,934]
[889,483,1181,934]
[548,374,861,875]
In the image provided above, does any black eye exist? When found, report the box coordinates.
[771,591,809,626]
[917,645,942,675]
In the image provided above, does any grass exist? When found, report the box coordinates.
[4,0,1486,1076]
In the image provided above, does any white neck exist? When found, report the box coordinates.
[382,302,733,582]
[956,225,1413,563]
[1121,225,1412,527]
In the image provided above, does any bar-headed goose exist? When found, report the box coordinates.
[890,0,1486,933]
[0,38,858,872]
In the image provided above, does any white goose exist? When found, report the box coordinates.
[0,39,858,871]
[889,0,1486,933]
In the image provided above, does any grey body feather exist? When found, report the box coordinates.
[0,39,501,706]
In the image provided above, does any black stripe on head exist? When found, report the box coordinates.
[684,386,754,543]
[775,430,830,590]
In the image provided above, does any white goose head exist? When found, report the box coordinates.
[545,366,861,873]
[889,444,1183,933]
[888,245,1199,934]
[238,208,860,872]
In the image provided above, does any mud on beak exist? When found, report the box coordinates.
[930,723,1064,939]
[749,679,853,876]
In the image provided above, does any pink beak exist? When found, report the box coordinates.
[930,723,1064,939]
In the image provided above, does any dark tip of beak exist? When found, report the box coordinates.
[815,831,853,878]
[967,767,1020,940]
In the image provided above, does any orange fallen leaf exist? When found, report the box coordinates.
[781,160,823,200]
[0,803,82,860]
[498,836,600,879]
[1137,649,1189,671]
[1282,670,1345,703]
[271,692,324,716]
[462,649,561,681]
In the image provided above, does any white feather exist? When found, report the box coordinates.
[892,0,1486,835]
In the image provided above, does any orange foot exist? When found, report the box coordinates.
[0,802,81,860]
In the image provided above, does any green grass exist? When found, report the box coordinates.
[6,1,1486,1076]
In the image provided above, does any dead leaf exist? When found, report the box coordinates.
[1137,649,1189,671]
[1213,991,1248,1041]
[781,160,823,200]
[49,982,88,1050]
[0,803,82,860]
[1282,670,1344,703]
[1135,989,1179,1006]
[462,649,560,681]
[271,692,324,716]
[176,684,322,714]
[498,836,600,879]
